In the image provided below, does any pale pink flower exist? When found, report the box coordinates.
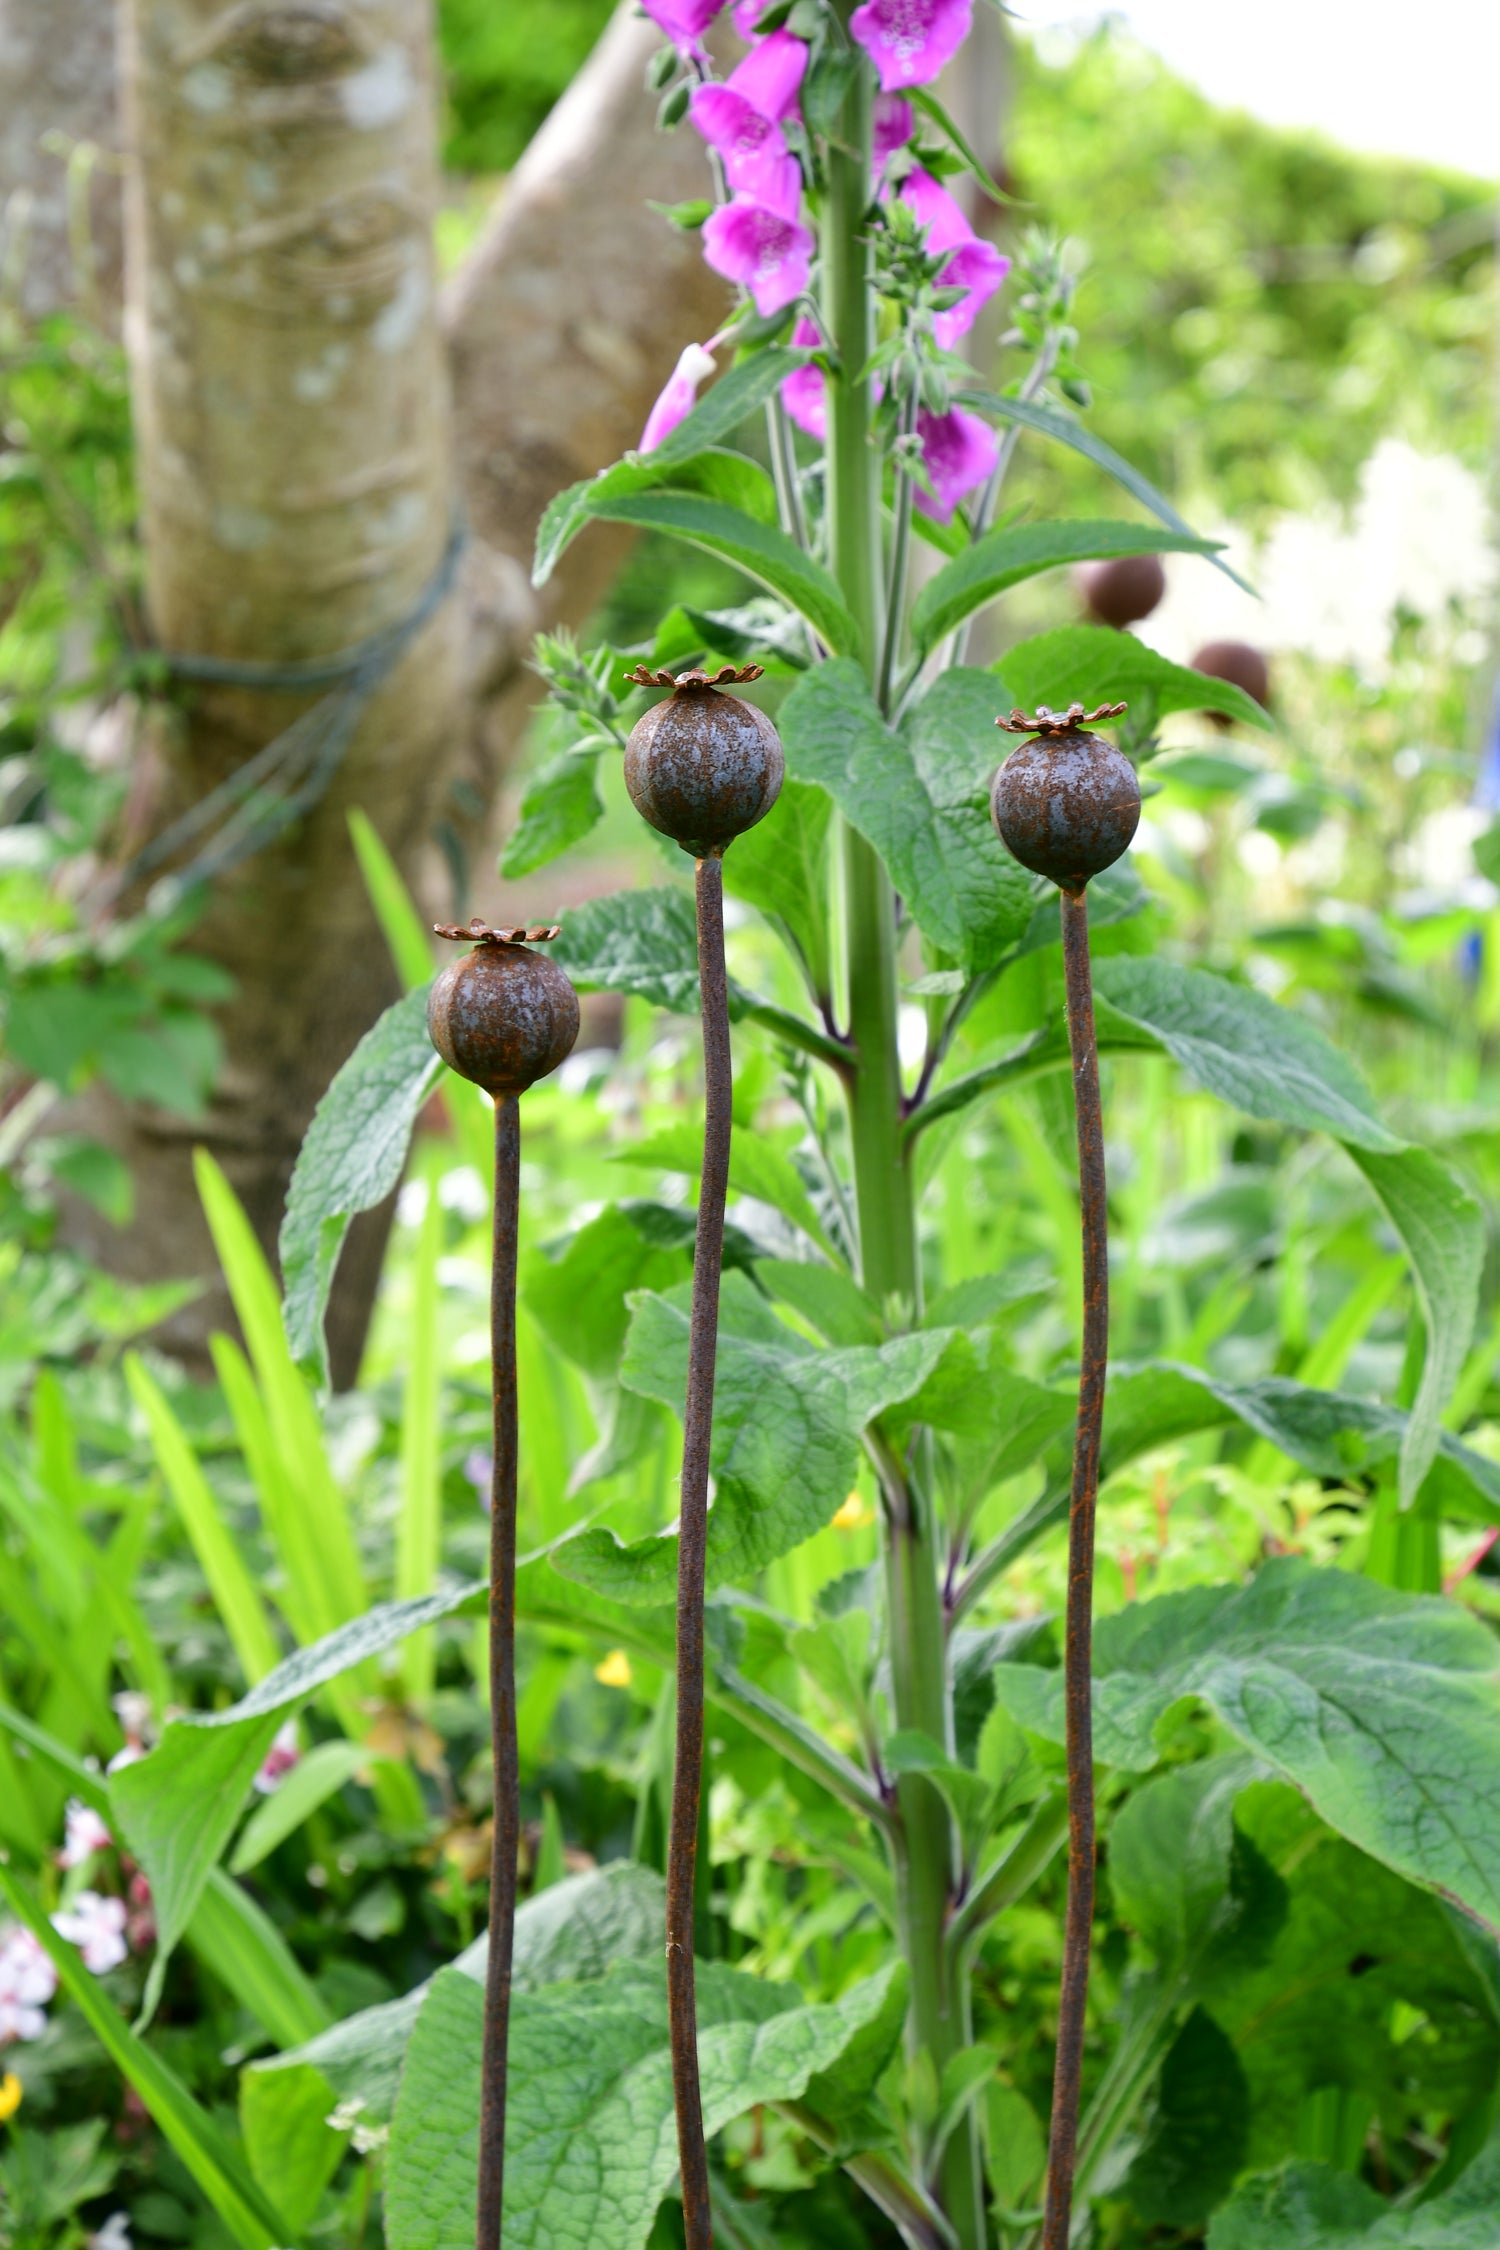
[731,0,763,30]
[702,180,813,316]
[641,343,718,452]
[899,166,1008,346]
[873,92,916,166]
[781,315,828,441]
[52,1891,128,1977]
[0,1925,57,2042]
[105,1742,144,1776]
[915,405,998,521]
[850,0,973,90]
[253,1719,301,1796]
[60,1800,113,1870]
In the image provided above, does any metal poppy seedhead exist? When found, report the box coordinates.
[622,662,766,691]
[432,917,562,947]
[996,701,1128,738]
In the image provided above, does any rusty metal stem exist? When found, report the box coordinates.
[1042,888,1108,2250]
[477,1092,521,2250]
[670,853,731,2250]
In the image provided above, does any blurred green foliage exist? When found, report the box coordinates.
[435,0,616,173]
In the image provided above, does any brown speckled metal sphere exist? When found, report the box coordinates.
[991,729,1141,894]
[1190,639,1271,728]
[427,944,579,1097]
[623,685,784,859]
[1076,551,1166,629]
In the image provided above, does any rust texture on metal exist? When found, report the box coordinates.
[995,701,1128,736]
[622,661,765,689]
[477,1093,522,2250]
[427,939,580,1099]
[990,719,1141,894]
[623,677,784,861]
[667,852,733,2250]
[432,917,563,945]
[1041,884,1109,2250]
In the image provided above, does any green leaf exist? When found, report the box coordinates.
[884,1730,994,1864]
[549,886,700,1012]
[109,1581,486,1980]
[958,389,1253,595]
[1109,1755,1286,1991]
[610,1119,834,1256]
[1348,1147,1484,1506]
[553,1274,950,1603]
[532,348,808,583]
[0,1868,290,2250]
[1124,2007,1250,2230]
[187,1870,331,2049]
[780,660,1032,972]
[1101,1362,1500,1526]
[385,1959,904,2250]
[240,2061,343,2236]
[912,521,1220,656]
[909,85,1015,205]
[886,1330,1074,1492]
[278,987,443,1380]
[990,1558,1500,1932]
[583,492,863,659]
[761,1259,883,1347]
[348,808,435,988]
[229,1739,378,1874]
[524,1203,693,1382]
[251,1863,668,2127]
[500,744,607,878]
[1208,2122,1500,2246]
[1091,957,1399,1150]
[721,777,834,998]
[996,622,1272,733]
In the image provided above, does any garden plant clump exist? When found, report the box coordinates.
[0,4,1498,2250]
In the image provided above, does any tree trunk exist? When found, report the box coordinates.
[62,1,729,1376]
[74,0,462,1383]
[0,0,123,324]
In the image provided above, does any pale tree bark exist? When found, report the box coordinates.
[60,1,728,1377]
[0,0,123,323]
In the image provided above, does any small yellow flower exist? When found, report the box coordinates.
[831,1492,871,1530]
[594,1649,633,1689]
[0,2073,22,2123]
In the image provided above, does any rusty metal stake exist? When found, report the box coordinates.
[477,1091,522,2250]
[1041,886,1109,2250]
[668,852,732,2250]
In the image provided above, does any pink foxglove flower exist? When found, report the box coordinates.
[60,1800,113,1870]
[52,1891,129,1977]
[643,0,724,54]
[916,405,998,521]
[731,0,763,30]
[850,0,973,89]
[691,32,807,197]
[0,1925,57,2043]
[781,315,827,441]
[702,170,813,317]
[899,167,1008,347]
[641,342,719,452]
[873,92,916,166]
[253,1719,301,1796]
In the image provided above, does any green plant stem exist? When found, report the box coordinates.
[823,37,985,2250]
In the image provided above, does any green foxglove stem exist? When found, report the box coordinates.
[878,387,919,714]
[823,33,985,2250]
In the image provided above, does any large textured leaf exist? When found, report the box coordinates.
[722,777,833,997]
[1208,2125,1500,2246]
[501,743,608,878]
[957,388,1251,592]
[280,986,442,1378]
[779,660,1032,972]
[532,347,806,582]
[1124,2008,1250,2231]
[552,1274,950,1603]
[991,1559,1500,1931]
[385,1959,903,2250]
[610,1120,833,1255]
[911,520,1221,656]
[997,623,1272,733]
[1101,1362,1500,1526]
[585,492,863,659]
[524,1204,692,1383]
[249,1864,667,2127]
[549,887,700,1013]
[110,1583,485,1976]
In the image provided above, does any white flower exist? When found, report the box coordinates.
[52,1892,129,1975]
[88,2215,131,2250]
[253,1720,301,1796]
[0,1925,57,2042]
[60,1800,113,1869]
